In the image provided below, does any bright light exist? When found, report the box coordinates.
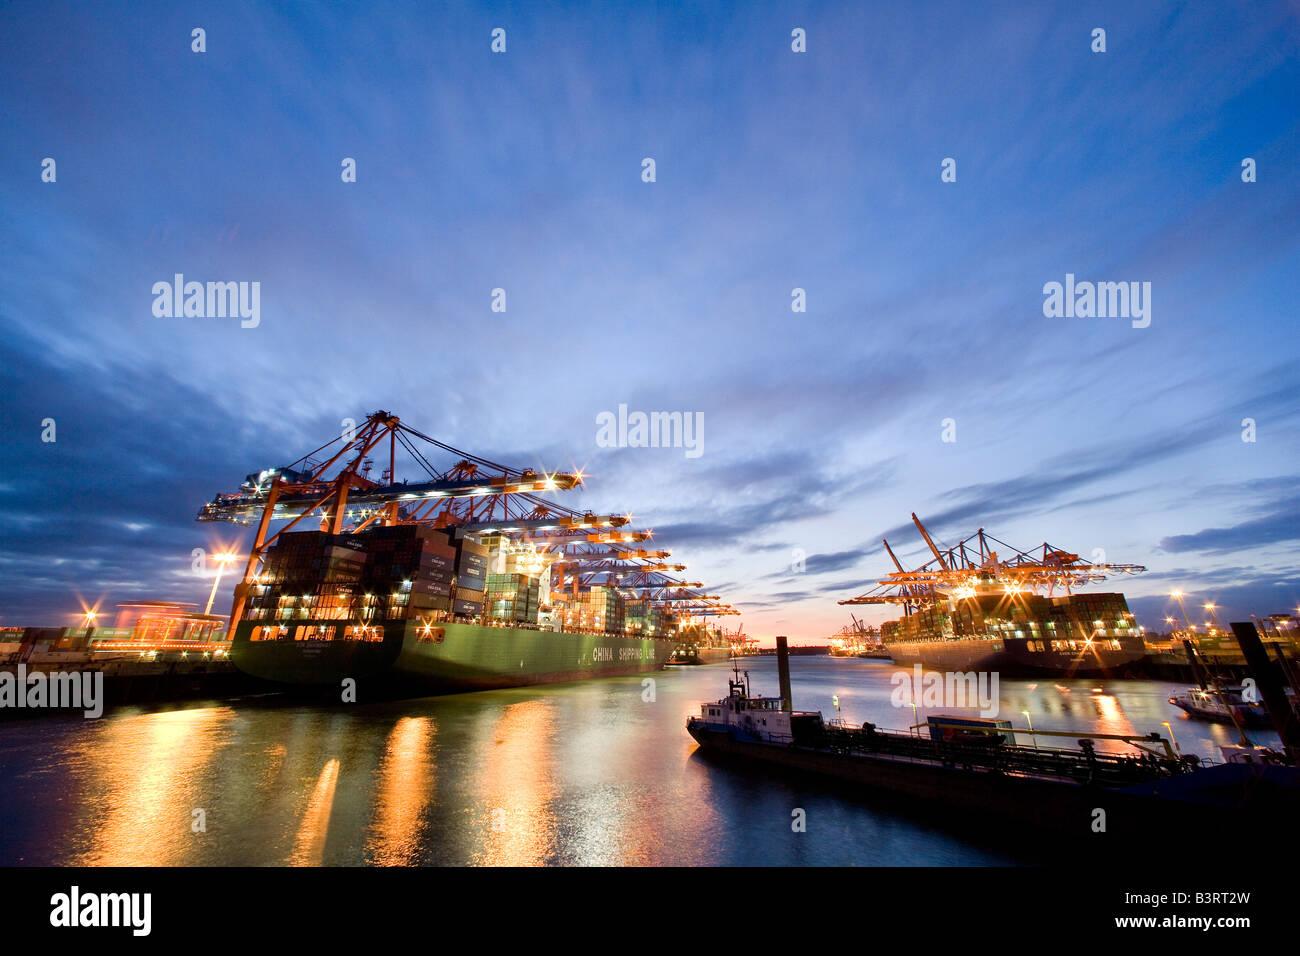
[1171,591,1182,598]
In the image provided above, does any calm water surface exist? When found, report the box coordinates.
[0,658,1278,866]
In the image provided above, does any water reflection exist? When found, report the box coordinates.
[471,700,557,866]
[70,706,233,866]
[365,717,436,865]
[0,659,1281,867]
[290,758,340,866]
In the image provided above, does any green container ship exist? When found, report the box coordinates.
[230,618,672,693]
[198,411,730,694]
[227,522,674,693]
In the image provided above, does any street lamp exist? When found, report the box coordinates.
[1022,709,1037,748]
[204,552,238,616]
[1203,603,1221,629]
[1170,591,1193,628]
[1163,720,1180,755]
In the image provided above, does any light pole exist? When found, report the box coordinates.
[1162,720,1180,755]
[205,552,237,616]
[1171,591,1193,629]
[1022,709,1037,748]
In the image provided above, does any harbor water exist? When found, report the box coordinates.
[0,657,1280,866]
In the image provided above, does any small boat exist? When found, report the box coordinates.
[1168,685,1272,727]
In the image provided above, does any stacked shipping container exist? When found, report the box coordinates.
[450,531,488,616]
[246,526,456,625]
[485,572,540,623]
[242,527,652,637]
[552,586,625,634]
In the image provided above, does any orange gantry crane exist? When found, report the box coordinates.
[196,410,738,627]
[840,512,1145,613]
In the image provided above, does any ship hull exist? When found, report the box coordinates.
[668,646,733,665]
[230,620,671,693]
[1169,699,1273,727]
[885,636,1148,677]
[686,723,1300,844]
[687,724,1102,832]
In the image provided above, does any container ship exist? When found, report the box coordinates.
[840,514,1149,677]
[829,614,892,659]
[667,623,744,664]
[197,411,738,694]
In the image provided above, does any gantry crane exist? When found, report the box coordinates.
[196,410,738,628]
[840,512,1145,613]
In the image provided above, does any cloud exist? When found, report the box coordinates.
[1157,490,1300,555]
[762,545,878,581]
[2,1,1297,642]
[879,381,1299,550]
[1126,573,1300,631]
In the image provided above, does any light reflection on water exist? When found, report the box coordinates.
[471,700,558,866]
[68,706,236,866]
[365,717,435,866]
[0,658,1279,866]
[290,758,340,866]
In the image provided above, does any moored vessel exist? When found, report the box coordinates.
[1168,685,1272,726]
[686,638,1300,843]
[840,514,1149,678]
[200,411,736,695]
[232,617,671,692]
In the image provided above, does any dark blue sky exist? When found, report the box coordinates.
[2,1,1298,638]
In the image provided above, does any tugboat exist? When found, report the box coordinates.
[1168,685,1272,727]
[687,659,824,745]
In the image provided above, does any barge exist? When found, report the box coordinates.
[686,638,1300,842]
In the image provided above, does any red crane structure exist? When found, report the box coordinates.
[197,410,738,629]
[840,513,1146,614]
